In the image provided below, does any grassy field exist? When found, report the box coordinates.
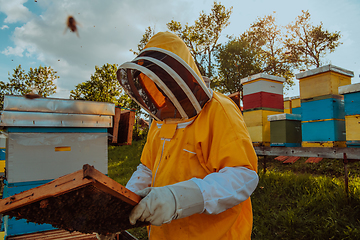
[108,141,360,240]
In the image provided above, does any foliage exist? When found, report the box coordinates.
[284,10,342,69]
[242,13,294,87]
[167,1,232,77]
[130,26,156,56]
[252,170,360,239]
[214,36,262,93]
[70,63,121,103]
[70,63,140,112]
[0,64,58,109]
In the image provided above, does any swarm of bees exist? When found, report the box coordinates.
[64,15,80,37]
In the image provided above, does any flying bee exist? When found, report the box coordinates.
[64,15,80,37]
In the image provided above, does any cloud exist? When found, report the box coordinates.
[1,25,9,29]
[1,0,196,98]
[0,0,34,23]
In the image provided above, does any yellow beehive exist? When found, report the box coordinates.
[244,110,283,145]
[296,65,353,99]
[284,97,292,114]
[345,115,360,141]
[291,97,301,108]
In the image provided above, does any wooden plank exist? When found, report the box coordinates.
[254,146,360,159]
[83,164,141,206]
[305,157,323,163]
[110,107,122,144]
[283,156,300,164]
[7,229,97,240]
[0,169,93,213]
[274,156,290,161]
[117,110,136,145]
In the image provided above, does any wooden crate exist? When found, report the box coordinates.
[243,92,283,111]
[108,108,136,146]
[296,65,353,99]
[301,95,345,121]
[301,119,346,142]
[302,141,346,148]
[268,114,302,147]
[339,83,360,116]
[0,165,147,236]
[345,115,360,141]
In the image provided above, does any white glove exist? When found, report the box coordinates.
[129,180,204,226]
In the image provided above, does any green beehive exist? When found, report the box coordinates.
[268,113,302,147]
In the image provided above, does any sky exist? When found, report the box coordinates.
[0,0,359,99]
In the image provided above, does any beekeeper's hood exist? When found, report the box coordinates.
[117,32,212,121]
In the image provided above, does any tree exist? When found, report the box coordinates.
[0,64,58,109]
[243,13,294,86]
[70,63,139,111]
[284,10,342,69]
[130,26,156,56]
[167,2,232,77]
[215,36,262,94]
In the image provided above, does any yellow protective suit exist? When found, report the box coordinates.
[119,32,258,240]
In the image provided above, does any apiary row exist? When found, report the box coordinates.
[242,64,359,148]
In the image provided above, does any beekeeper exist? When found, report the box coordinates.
[117,32,259,240]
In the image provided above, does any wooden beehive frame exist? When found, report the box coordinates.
[0,164,145,234]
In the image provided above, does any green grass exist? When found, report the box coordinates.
[108,143,360,240]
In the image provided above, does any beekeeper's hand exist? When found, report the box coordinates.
[129,180,204,226]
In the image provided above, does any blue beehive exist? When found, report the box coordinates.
[339,83,360,116]
[302,119,346,142]
[301,95,345,121]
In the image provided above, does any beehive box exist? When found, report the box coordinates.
[244,109,283,145]
[241,73,285,96]
[301,119,346,142]
[0,95,115,237]
[284,97,292,114]
[268,114,301,147]
[301,95,345,122]
[345,114,360,147]
[243,92,283,111]
[339,83,360,116]
[296,65,353,99]
[0,165,147,236]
